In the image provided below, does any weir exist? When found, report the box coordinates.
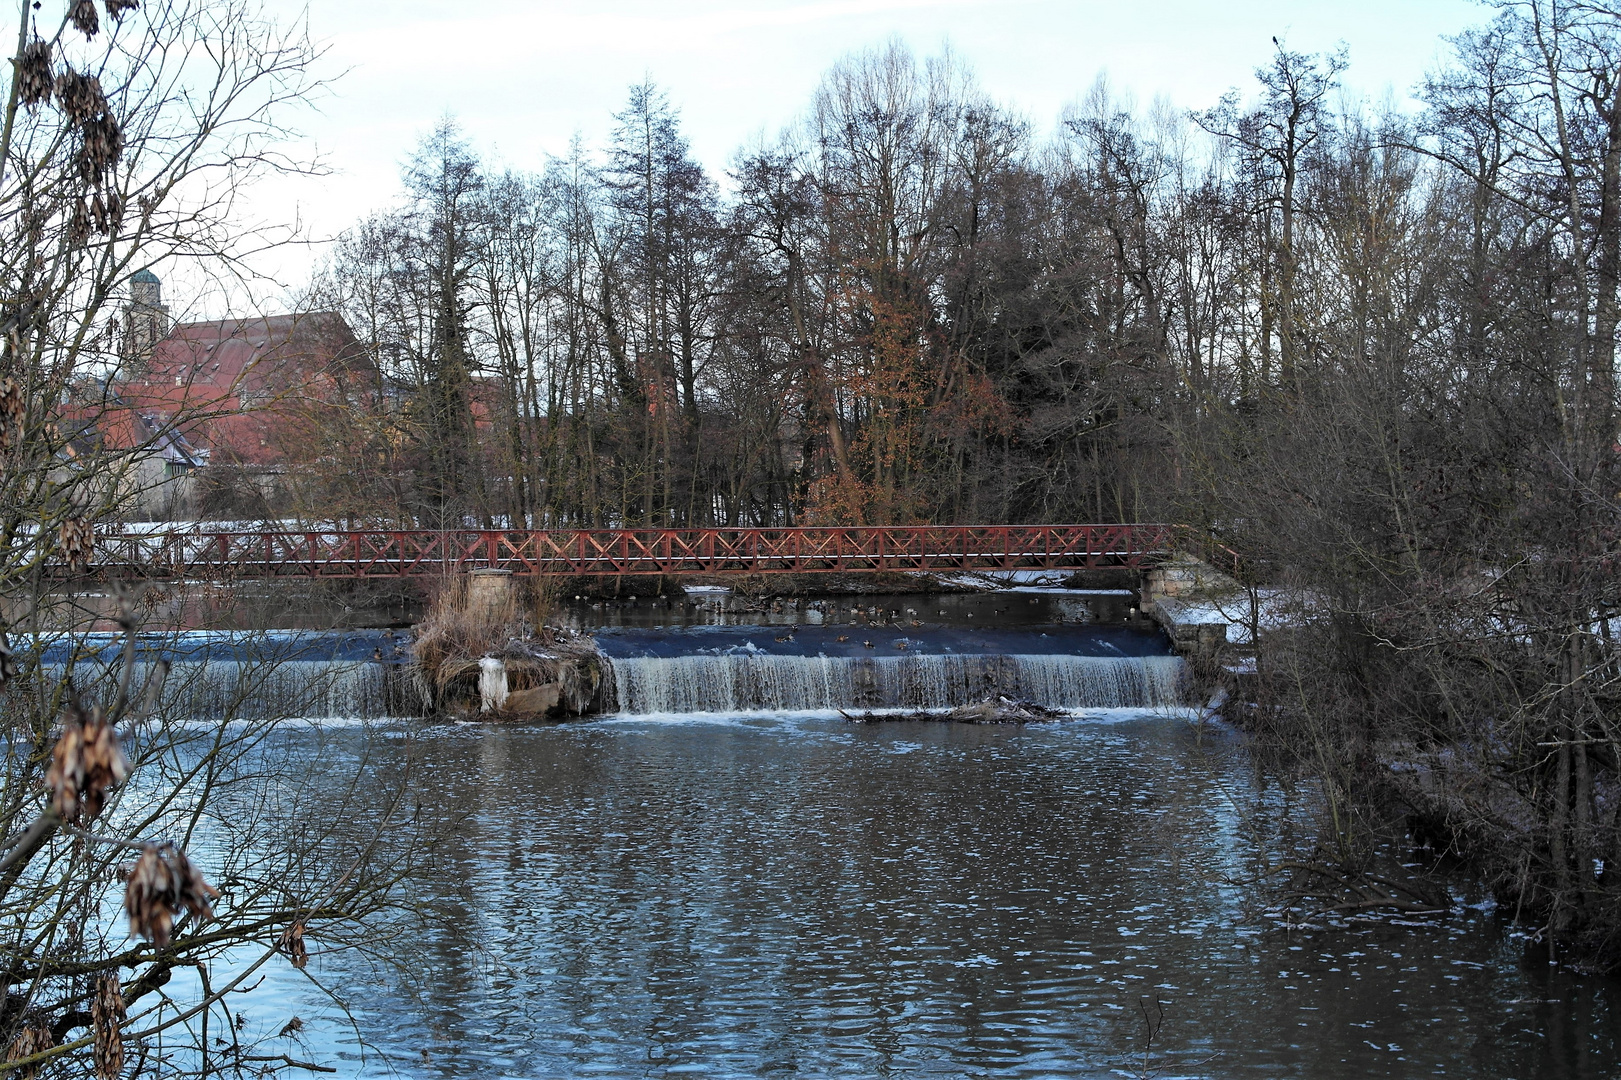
[593,625,1189,715]
[140,658,395,719]
[35,630,410,720]
[25,592,1200,721]
[604,652,1188,714]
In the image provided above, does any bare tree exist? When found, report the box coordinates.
[0,2,421,1073]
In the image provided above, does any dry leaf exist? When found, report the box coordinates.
[277,921,308,969]
[91,973,125,1080]
[70,0,99,38]
[4,1019,53,1080]
[15,39,52,108]
[58,517,94,573]
[0,376,22,451]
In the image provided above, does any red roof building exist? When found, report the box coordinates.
[58,273,383,520]
[115,310,377,468]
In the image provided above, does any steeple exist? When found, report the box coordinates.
[124,268,169,364]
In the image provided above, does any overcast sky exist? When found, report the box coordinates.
[234,0,1486,304]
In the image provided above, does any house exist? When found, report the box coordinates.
[82,273,379,520]
[57,388,210,520]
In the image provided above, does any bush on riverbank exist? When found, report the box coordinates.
[1219,561,1621,968]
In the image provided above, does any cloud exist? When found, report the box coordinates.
[226,0,1479,305]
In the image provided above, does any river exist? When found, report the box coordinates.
[224,709,1619,1079]
[46,584,1621,1076]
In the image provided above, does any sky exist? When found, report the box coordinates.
[232,0,1487,304]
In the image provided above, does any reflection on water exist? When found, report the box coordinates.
[239,714,1621,1078]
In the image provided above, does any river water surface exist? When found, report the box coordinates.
[48,584,1621,1076]
[240,710,1620,1079]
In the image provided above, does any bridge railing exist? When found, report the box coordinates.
[74,523,1178,579]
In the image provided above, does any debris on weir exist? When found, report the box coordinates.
[840,696,1069,724]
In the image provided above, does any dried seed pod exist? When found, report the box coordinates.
[79,114,124,186]
[124,844,218,946]
[104,0,138,19]
[4,1018,53,1080]
[15,38,52,108]
[21,207,43,249]
[68,197,91,247]
[278,921,308,969]
[0,375,21,451]
[71,0,100,39]
[43,699,128,821]
[91,973,125,1080]
[55,69,107,126]
[58,516,95,573]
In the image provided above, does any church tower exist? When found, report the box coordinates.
[124,268,169,364]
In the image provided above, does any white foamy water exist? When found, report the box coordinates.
[44,659,395,719]
[604,652,1188,714]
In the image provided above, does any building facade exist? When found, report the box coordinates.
[84,273,379,520]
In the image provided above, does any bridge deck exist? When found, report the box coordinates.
[69,524,1175,580]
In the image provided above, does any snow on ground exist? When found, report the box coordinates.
[1152,589,1308,645]
[1004,586,1134,596]
[103,519,310,533]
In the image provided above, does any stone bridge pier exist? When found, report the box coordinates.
[1139,557,1242,679]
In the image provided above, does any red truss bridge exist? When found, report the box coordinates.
[72,524,1177,580]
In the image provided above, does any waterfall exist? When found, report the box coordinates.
[178,660,395,719]
[479,657,509,713]
[29,629,415,721]
[39,656,401,721]
[603,652,1188,715]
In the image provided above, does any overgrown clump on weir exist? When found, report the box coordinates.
[409,575,601,718]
